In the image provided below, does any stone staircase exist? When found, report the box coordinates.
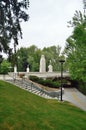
[6,78,64,100]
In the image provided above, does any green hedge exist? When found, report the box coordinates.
[29,75,60,88]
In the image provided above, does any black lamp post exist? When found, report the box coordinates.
[0,55,3,64]
[59,59,65,101]
[0,55,3,73]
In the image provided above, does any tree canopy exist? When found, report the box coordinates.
[16,45,62,72]
[65,10,86,94]
[65,11,86,81]
[0,0,29,52]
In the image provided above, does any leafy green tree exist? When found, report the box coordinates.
[42,45,61,71]
[16,45,62,72]
[0,0,29,53]
[17,47,28,71]
[16,45,41,72]
[0,60,11,74]
[27,45,41,71]
[65,10,86,93]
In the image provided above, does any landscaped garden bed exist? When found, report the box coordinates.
[29,75,72,88]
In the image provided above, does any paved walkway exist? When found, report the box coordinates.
[0,74,86,111]
[63,88,86,111]
[0,74,13,80]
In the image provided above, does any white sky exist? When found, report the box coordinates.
[18,0,83,50]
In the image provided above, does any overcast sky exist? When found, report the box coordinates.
[18,0,83,50]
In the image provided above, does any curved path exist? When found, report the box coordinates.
[63,88,86,111]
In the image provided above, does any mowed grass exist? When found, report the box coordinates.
[0,80,86,130]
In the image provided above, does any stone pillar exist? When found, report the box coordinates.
[39,55,46,72]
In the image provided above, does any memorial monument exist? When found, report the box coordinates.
[48,60,53,72]
[26,65,30,72]
[14,65,17,73]
[39,55,46,72]
[48,64,53,72]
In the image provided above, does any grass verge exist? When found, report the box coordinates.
[0,80,86,130]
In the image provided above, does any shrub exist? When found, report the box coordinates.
[0,60,10,74]
[29,75,60,88]
[29,75,42,82]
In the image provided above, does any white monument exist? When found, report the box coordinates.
[48,64,53,72]
[14,65,17,79]
[48,60,53,72]
[14,65,17,73]
[26,65,30,72]
[39,55,46,72]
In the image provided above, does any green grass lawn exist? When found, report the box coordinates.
[0,80,86,130]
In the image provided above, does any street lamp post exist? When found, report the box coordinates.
[0,55,3,64]
[0,55,3,74]
[59,59,65,101]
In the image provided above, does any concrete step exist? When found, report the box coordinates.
[6,79,59,100]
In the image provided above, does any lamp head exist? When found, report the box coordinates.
[59,59,65,64]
